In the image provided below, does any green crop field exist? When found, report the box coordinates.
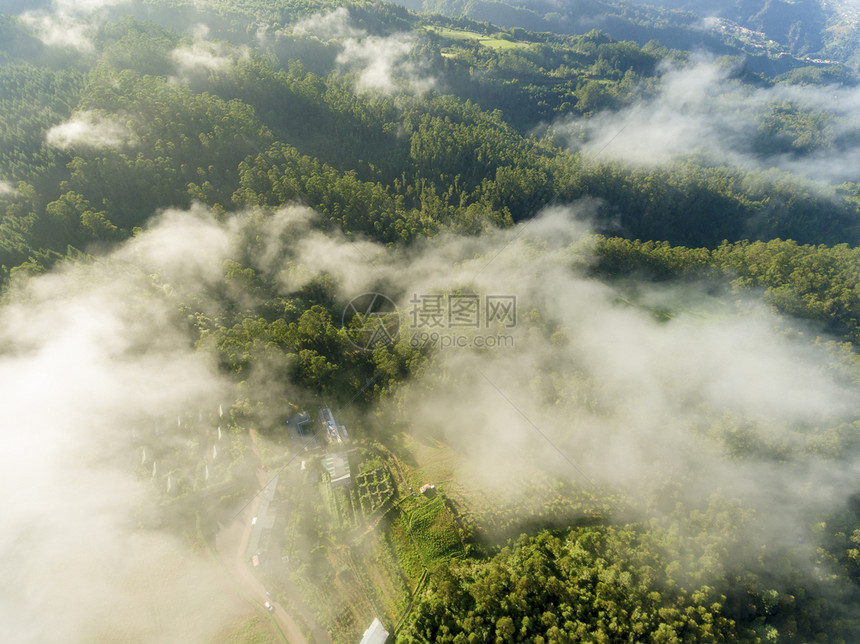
[422,26,531,50]
[356,458,395,517]
[408,495,464,563]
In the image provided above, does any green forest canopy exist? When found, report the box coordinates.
[2,0,860,641]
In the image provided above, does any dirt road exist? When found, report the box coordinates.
[215,495,309,644]
[216,428,332,644]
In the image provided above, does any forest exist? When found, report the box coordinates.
[1,0,860,642]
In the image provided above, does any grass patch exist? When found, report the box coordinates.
[388,507,424,582]
[422,26,531,50]
[216,615,276,644]
[319,479,359,532]
[481,37,527,50]
[409,495,464,563]
[424,26,484,41]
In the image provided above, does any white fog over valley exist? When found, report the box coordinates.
[1,0,860,642]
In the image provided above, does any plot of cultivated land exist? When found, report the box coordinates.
[386,491,465,584]
[216,615,277,644]
[268,450,414,644]
[319,481,359,532]
[392,433,460,490]
[281,520,410,644]
[325,553,371,642]
[352,536,411,618]
[408,495,465,563]
[422,26,531,50]
[265,442,466,642]
[356,458,395,516]
[387,506,424,583]
[389,432,610,547]
[330,540,410,639]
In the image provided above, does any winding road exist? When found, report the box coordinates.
[215,482,308,644]
[215,429,332,644]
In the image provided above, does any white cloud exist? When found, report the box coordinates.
[349,206,860,570]
[337,33,437,96]
[561,56,860,184]
[286,9,436,96]
[22,0,130,53]
[168,28,249,82]
[46,111,131,151]
[569,60,739,165]
[20,12,95,53]
[53,0,130,13]
[189,22,210,39]
[170,40,233,74]
[119,203,234,290]
[3,200,857,630]
[0,208,247,642]
[0,181,18,198]
[291,7,362,41]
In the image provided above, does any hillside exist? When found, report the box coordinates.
[624,0,860,68]
[392,0,860,72]
[1,1,860,643]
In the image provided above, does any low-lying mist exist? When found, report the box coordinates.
[254,202,860,584]
[0,209,241,642]
[3,201,858,638]
[559,56,860,186]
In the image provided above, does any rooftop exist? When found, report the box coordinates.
[321,451,351,487]
[359,618,389,644]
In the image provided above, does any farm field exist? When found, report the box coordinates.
[263,443,471,643]
[422,25,532,50]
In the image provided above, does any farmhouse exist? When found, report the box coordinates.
[286,411,318,448]
[359,618,389,644]
[319,406,349,444]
